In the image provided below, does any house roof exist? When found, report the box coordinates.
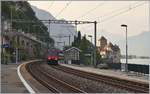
[65,47,81,52]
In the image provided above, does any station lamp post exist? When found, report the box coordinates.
[121,24,128,73]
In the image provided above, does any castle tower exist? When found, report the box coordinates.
[99,36,107,49]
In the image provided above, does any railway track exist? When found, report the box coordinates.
[25,62,85,93]
[51,65,149,93]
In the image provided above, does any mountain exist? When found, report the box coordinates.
[31,5,55,20]
[31,6,77,49]
[116,31,150,57]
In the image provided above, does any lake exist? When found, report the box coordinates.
[121,59,150,65]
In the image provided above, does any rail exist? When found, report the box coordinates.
[51,65,149,93]
[25,62,85,93]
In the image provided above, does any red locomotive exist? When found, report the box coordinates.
[47,49,63,65]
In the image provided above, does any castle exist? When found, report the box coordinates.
[97,36,121,63]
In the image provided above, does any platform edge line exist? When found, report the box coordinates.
[17,63,36,93]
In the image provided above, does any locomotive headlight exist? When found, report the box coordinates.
[48,56,51,60]
[54,58,58,60]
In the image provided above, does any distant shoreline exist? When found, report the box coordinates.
[121,57,150,59]
[121,58,150,65]
[121,55,150,59]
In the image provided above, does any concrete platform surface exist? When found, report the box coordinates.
[61,64,149,84]
[1,63,28,93]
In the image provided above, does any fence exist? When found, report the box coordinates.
[107,63,149,74]
[71,60,81,65]
[128,64,149,74]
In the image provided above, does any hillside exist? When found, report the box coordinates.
[1,1,54,44]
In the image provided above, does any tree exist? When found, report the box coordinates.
[72,31,82,48]
[72,36,78,47]
[79,35,88,52]
[96,49,102,65]
[71,32,97,65]
[77,31,81,42]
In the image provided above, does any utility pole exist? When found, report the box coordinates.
[94,21,97,67]
[16,47,18,64]
[1,19,4,64]
[75,20,78,41]
[64,41,65,47]
[10,6,13,31]
[15,35,18,64]
[68,35,70,46]
[49,20,51,36]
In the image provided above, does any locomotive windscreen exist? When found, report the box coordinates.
[48,50,59,56]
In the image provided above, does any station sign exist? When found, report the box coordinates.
[2,44,10,48]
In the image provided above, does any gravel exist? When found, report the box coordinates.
[40,63,132,93]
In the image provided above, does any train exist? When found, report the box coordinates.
[46,48,63,65]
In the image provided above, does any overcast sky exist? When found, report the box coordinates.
[28,1,149,38]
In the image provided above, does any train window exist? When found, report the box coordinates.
[26,42,29,46]
[48,50,58,56]
[21,40,24,45]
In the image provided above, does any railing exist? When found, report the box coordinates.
[107,63,149,74]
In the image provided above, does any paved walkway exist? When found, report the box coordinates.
[1,63,28,93]
[61,64,149,83]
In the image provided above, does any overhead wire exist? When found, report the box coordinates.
[77,3,105,19]
[49,1,54,9]
[55,1,72,18]
[98,1,147,23]
[79,2,146,30]
[45,1,147,37]
[79,1,147,31]
[91,1,141,20]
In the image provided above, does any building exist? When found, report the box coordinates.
[111,44,121,63]
[64,47,81,64]
[97,36,121,63]
[1,20,48,63]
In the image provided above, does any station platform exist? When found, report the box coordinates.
[1,63,28,93]
[60,64,149,84]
